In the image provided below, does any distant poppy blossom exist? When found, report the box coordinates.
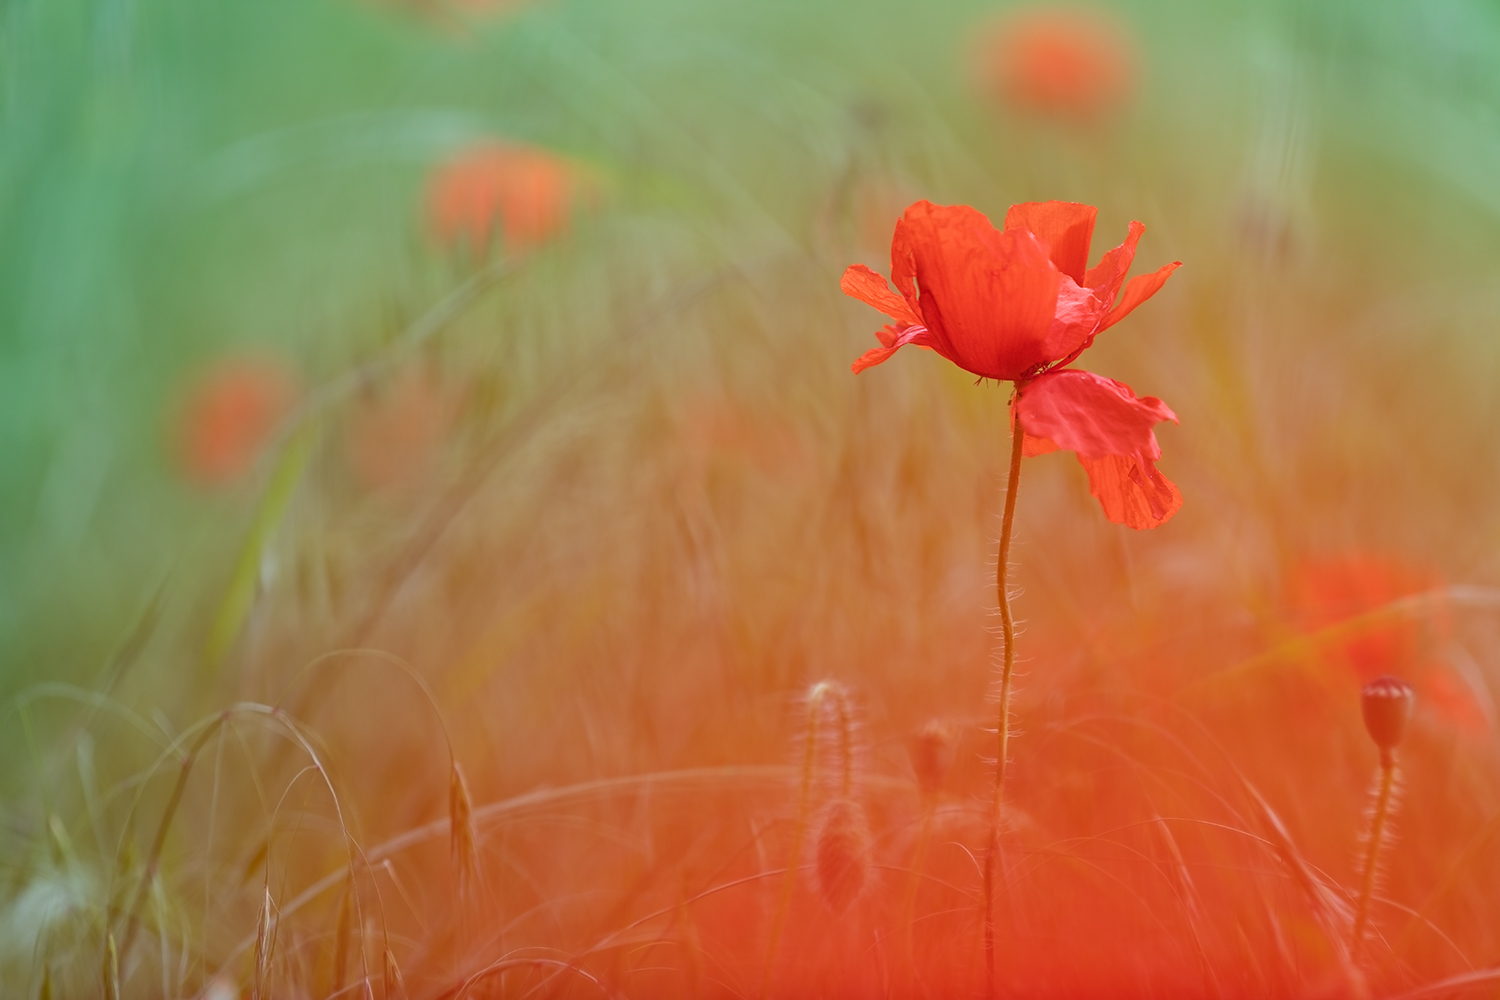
[176,357,298,488]
[1290,553,1484,732]
[1290,554,1445,684]
[425,140,578,254]
[978,7,1136,123]
[842,199,1181,528]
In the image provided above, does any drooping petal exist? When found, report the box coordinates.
[1016,368,1175,459]
[1015,368,1181,529]
[1022,431,1061,457]
[1077,452,1182,529]
[1004,201,1097,284]
[895,201,1063,379]
[840,264,924,327]
[1096,261,1180,333]
[1009,398,1062,455]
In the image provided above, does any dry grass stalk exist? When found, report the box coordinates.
[384,947,406,1000]
[101,933,120,1000]
[252,886,277,1000]
[450,761,480,901]
[332,873,354,994]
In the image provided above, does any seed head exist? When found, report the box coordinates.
[101,933,120,1000]
[384,947,407,1000]
[1361,675,1415,757]
[814,798,872,912]
[450,761,479,899]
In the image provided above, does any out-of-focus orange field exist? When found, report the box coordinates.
[5,0,1500,997]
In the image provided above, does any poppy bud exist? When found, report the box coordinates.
[814,798,872,912]
[1361,675,1415,759]
[909,719,957,799]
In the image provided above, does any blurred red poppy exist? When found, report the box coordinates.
[1290,554,1447,682]
[978,7,1136,123]
[842,199,1181,528]
[425,141,577,254]
[176,356,298,488]
[1289,553,1485,732]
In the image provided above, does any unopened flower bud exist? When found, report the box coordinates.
[1361,675,1415,761]
[814,798,871,912]
[909,720,957,799]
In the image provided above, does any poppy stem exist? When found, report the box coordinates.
[1352,751,1398,961]
[983,398,1026,1000]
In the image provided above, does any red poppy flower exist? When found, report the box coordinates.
[1289,554,1447,680]
[842,199,1181,529]
[176,356,299,488]
[1288,553,1484,733]
[426,141,577,254]
[978,7,1136,123]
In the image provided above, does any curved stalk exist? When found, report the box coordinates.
[983,402,1026,999]
[1352,750,1398,959]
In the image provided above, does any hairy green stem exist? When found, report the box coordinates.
[1352,751,1397,959]
[983,402,1026,999]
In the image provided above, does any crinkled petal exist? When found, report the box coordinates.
[890,215,919,305]
[1004,201,1098,284]
[896,201,1062,379]
[1015,369,1181,529]
[851,322,935,374]
[1083,220,1144,303]
[1023,433,1060,457]
[1016,369,1176,460]
[840,264,923,327]
[1008,401,1062,456]
[1097,261,1181,333]
[1042,276,1108,362]
[1077,453,1183,529]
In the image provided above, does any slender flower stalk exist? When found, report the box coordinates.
[760,681,853,999]
[983,403,1026,997]
[1352,757,1397,957]
[841,198,1181,996]
[1352,675,1415,959]
[903,720,956,983]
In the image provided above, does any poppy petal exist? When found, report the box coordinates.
[897,202,1062,379]
[1083,220,1144,301]
[1008,400,1063,455]
[1076,452,1183,529]
[852,345,901,374]
[841,264,923,327]
[1004,201,1098,284]
[890,215,920,305]
[1043,276,1108,362]
[1016,369,1175,460]
[1015,369,1180,528]
[1097,261,1180,333]
[851,322,935,374]
[1023,433,1061,457]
